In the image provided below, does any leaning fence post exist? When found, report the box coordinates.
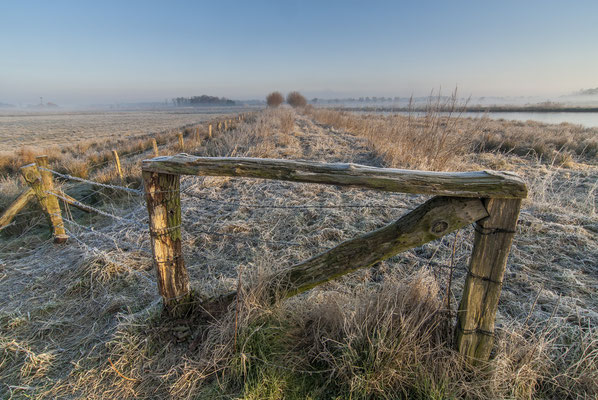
[0,187,35,230]
[152,138,159,157]
[112,150,124,181]
[456,198,522,363]
[21,159,68,243]
[142,170,190,315]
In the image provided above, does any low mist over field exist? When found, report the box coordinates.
[1,1,597,399]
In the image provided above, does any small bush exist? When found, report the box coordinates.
[266,92,284,108]
[286,91,307,108]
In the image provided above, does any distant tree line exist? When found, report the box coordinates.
[577,88,598,96]
[172,95,235,106]
[311,96,402,104]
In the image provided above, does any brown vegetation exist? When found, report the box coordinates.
[1,108,597,399]
[287,91,307,108]
[306,100,477,171]
[266,91,284,108]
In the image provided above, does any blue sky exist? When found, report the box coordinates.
[1,0,597,104]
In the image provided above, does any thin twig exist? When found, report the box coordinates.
[108,358,139,382]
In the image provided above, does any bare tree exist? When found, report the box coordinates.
[286,91,307,108]
[266,92,284,107]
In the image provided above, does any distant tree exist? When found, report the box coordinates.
[266,91,284,107]
[287,91,307,108]
[172,95,235,107]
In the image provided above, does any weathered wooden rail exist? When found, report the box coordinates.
[141,154,527,363]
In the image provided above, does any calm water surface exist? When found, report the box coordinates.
[463,112,598,128]
[383,111,598,128]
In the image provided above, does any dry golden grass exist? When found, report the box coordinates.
[306,97,478,171]
[0,108,597,399]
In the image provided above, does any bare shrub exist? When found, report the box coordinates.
[286,91,307,108]
[266,91,284,108]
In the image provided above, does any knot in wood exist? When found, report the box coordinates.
[24,170,38,183]
[431,220,449,235]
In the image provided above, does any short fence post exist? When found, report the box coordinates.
[208,124,212,138]
[456,198,522,363]
[21,159,68,243]
[152,138,159,157]
[142,170,191,315]
[218,122,222,132]
[224,120,228,131]
[195,127,200,142]
[112,150,124,181]
[177,132,184,150]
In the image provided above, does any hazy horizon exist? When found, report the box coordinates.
[2,0,598,106]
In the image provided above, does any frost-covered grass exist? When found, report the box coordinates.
[0,108,596,399]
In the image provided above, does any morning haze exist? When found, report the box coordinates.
[1,2,598,399]
[2,0,598,105]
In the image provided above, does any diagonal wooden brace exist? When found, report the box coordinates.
[199,196,489,317]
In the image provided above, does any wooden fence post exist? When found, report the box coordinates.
[208,124,212,138]
[218,122,222,132]
[21,160,68,243]
[142,170,190,315]
[112,150,124,181]
[152,138,159,157]
[224,120,228,131]
[177,132,184,150]
[0,188,35,230]
[456,198,522,363]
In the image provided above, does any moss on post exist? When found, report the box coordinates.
[21,159,68,243]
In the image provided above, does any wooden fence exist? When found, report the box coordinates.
[0,114,247,232]
[1,113,527,364]
[141,154,527,363]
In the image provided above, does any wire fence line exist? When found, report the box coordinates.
[16,156,466,290]
[182,190,413,210]
[39,167,144,195]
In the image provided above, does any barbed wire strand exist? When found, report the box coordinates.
[48,191,146,226]
[182,191,412,210]
[38,167,143,195]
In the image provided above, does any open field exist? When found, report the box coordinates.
[0,107,254,152]
[1,108,597,399]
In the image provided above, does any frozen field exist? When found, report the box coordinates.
[0,107,256,152]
